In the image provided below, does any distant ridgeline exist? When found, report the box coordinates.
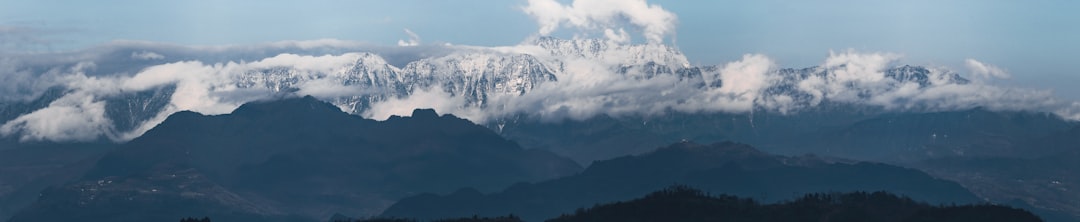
[0,97,1070,222]
[348,186,1039,222]
[5,96,582,222]
[379,142,982,222]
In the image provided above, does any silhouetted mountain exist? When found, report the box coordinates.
[816,108,1072,161]
[8,96,581,222]
[493,107,1080,221]
[920,155,1080,221]
[381,142,978,222]
[0,86,175,221]
[909,125,1080,222]
[498,107,1073,165]
[0,142,110,221]
[494,114,671,164]
[547,185,1039,222]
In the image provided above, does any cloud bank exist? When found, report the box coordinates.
[522,0,677,43]
[1,39,1077,143]
[1,0,1076,143]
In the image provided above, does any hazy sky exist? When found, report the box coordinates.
[2,0,1078,97]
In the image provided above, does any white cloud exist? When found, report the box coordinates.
[673,54,776,113]
[799,50,904,104]
[1056,102,1080,120]
[248,53,360,72]
[0,51,382,142]
[397,28,422,47]
[823,50,899,83]
[965,58,1010,79]
[131,51,165,60]
[522,0,677,43]
[364,86,476,121]
[603,28,630,44]
[782,50,1064,113]
[0,92,110,141]
[718,54,775,95]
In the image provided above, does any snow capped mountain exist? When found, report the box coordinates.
[233,52,403,93]
[401,53,558,106]
[533,36,690,68]
[220,37,691,116]
[885,65,969,86]
[768,65,970,95]
[0,37,1047,143]
[229,51,560,114]
[759,65,973,112]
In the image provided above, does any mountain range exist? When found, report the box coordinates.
[0,96,1074,221]
[380,142,979,222]
[0,37,1078,221]
[6,96,580,222]
[0,37,988,143]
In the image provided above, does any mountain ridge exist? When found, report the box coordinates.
[9,96,582,222]
[380,141,980,222]
[2,37,1030,144]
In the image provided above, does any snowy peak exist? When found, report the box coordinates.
[760,64,978,113]
[884,65,969,86]
[532,36,690,68]
[231,50,562,114]
[233,52,401,94]
[341,52,405,92]
[403,52,557,97]
[2,37,1033,144]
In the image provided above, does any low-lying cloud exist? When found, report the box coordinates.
[1,0,1077,143]
[1,39,1077,143]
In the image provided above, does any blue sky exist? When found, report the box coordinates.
[2,0,1078,97]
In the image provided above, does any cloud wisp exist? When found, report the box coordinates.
[965,58,1010,79]
[397,29,422,47]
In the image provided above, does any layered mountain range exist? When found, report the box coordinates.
[1,38,1078,221]
[3,97,1023,222]
[7,96,580,222]
[0,97,1075,221]
[381,142,979,222]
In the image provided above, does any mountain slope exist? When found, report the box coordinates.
[917,126,1080,221]
[380,142,979,222]
[9,96,581,222]
[0,143,110,221]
